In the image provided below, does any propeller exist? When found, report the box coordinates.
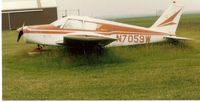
[17,23,25,42]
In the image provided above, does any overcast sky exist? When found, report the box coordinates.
[56,0,200,18]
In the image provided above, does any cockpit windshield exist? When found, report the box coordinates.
[50,17,67,28]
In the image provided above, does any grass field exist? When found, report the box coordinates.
[2,14,200,100]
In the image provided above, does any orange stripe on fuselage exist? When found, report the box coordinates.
[24,22,166,35]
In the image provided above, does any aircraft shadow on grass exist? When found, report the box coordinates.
[56,47,125,67]
[38,41,192,69]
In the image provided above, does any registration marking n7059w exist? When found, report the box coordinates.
[116,34,151,44]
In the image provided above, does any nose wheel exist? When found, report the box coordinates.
[37,44,43,50]
[28,44,45,55]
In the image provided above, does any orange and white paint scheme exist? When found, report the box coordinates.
[17,2,190,50]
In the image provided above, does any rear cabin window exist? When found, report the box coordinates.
[83,22,98,30]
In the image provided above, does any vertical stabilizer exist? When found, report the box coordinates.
[151,2,184,35]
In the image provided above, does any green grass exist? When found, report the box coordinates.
[2,14,200,100]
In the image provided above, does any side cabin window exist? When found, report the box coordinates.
[63,19,99,30]
[63,19,83,29]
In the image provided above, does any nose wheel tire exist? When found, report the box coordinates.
[28,44,45,55]
[37,44,43,50]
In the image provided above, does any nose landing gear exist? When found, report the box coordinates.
[28,44,46,55]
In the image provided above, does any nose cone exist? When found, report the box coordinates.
[17,27,23,33]
[17,26,29,33]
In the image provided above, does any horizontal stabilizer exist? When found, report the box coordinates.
[164,36,191,41]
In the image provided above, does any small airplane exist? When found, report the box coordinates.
[17,2,190,53]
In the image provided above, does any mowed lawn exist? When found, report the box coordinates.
[2,14,200,100]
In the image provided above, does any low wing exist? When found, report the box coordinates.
[164,36,191,41]
[57,32,116,47]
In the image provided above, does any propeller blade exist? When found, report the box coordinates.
[17,22,25,42]
[17,30,23,42]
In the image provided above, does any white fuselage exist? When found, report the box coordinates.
[23,32,167,47]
